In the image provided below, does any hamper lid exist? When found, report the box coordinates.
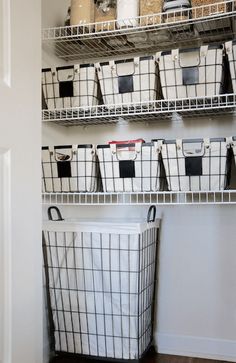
[43,218,160,234]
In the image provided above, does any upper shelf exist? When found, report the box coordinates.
[42,1,236,62]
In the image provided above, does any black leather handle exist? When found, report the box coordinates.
[147,205,156,223]
[48,207,64,221]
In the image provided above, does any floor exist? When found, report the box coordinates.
[50,348,226,363]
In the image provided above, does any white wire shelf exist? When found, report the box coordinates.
[42,191,236,206]
[42,1,236,61]
[42,94,236,126]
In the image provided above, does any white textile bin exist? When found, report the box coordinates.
[225,40,236,93]
[96,141,164,192]
[42,145,99,193]
[160,138,230,191]
[95,56,160,107]
[157,45,224,99]
[43,210,160,360]
[42,64,99,110]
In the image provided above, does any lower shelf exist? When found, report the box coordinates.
[42,94,236,126]
[42,191,236,205]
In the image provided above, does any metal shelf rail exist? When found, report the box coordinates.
[42,1,236,61]
[42,94,236,126]
[42,191,236,205]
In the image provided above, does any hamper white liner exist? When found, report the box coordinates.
[157,45,224,99]
[160,138,230,191]
[225,40,236,93]
[43,218,159,359]
[95,56,160,107]
[96,141,163,192]
[42,145,98,193]
[42,64,98,110]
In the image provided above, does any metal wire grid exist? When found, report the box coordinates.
[42,94,236,126]
[42,66,100,111]
[43,227,158,361]
[96,143,167,193]
[158,45,224,100]
[42,1,236,62]
[96,56,161,107]
[42,146,101,193]
[42,190,236,205]
[161,138,232,192]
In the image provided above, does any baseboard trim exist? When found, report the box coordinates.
[155,333,236,362]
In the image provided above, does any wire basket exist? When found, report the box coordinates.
[43,206,159,361]
[97,140,166,192]
[159,137,231,191]
[42,145,100,193]
[157,45,224,99]
[95,56,161,108]
[42,64,99,110]
[225,40,236,94]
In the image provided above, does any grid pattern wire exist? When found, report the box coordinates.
[43,226,158,361]
[42,191,236,205]
[42,1,236,62]
[42,94,236,126]
[161,138,232,191]
[42,146,100,193]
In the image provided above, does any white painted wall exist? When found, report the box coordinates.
[42,2,236,361]
[0,1,42,363]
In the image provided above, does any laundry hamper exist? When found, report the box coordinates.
[157,45,224,99]
[191,0,231,32]
[95,56,160,107]
[42,64,99,110]
[96,140,165,192]
[225,40,236,93]
[42,145,99,193]
[159,138,231,191]
[43,206,159,361]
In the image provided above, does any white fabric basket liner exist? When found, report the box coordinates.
[157,45,224,99]
[225,41,236,94]
[42,145,98,193]
[96,56,159,106]
[42,64,99,110]
[160,138,229,191]
[43,218,159,359]
[97,142,163,192]
[43,219,160,234]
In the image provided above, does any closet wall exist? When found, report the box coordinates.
[42,1,236,361]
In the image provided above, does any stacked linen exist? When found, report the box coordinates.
[43,216,159,360]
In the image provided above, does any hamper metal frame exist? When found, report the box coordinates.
[43,207,159,362]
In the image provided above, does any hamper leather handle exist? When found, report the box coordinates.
[147,205,156,223]
[48,207,64,221]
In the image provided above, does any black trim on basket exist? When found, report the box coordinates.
[97,142,153,149]
[100,56,154,67]
[161,138,226,144]
[42,146,49,150]
[54,144,94,149]
[42,68,51,72]
[56,65,74,71]
[161,44,223,56]
[232,136,236,141]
